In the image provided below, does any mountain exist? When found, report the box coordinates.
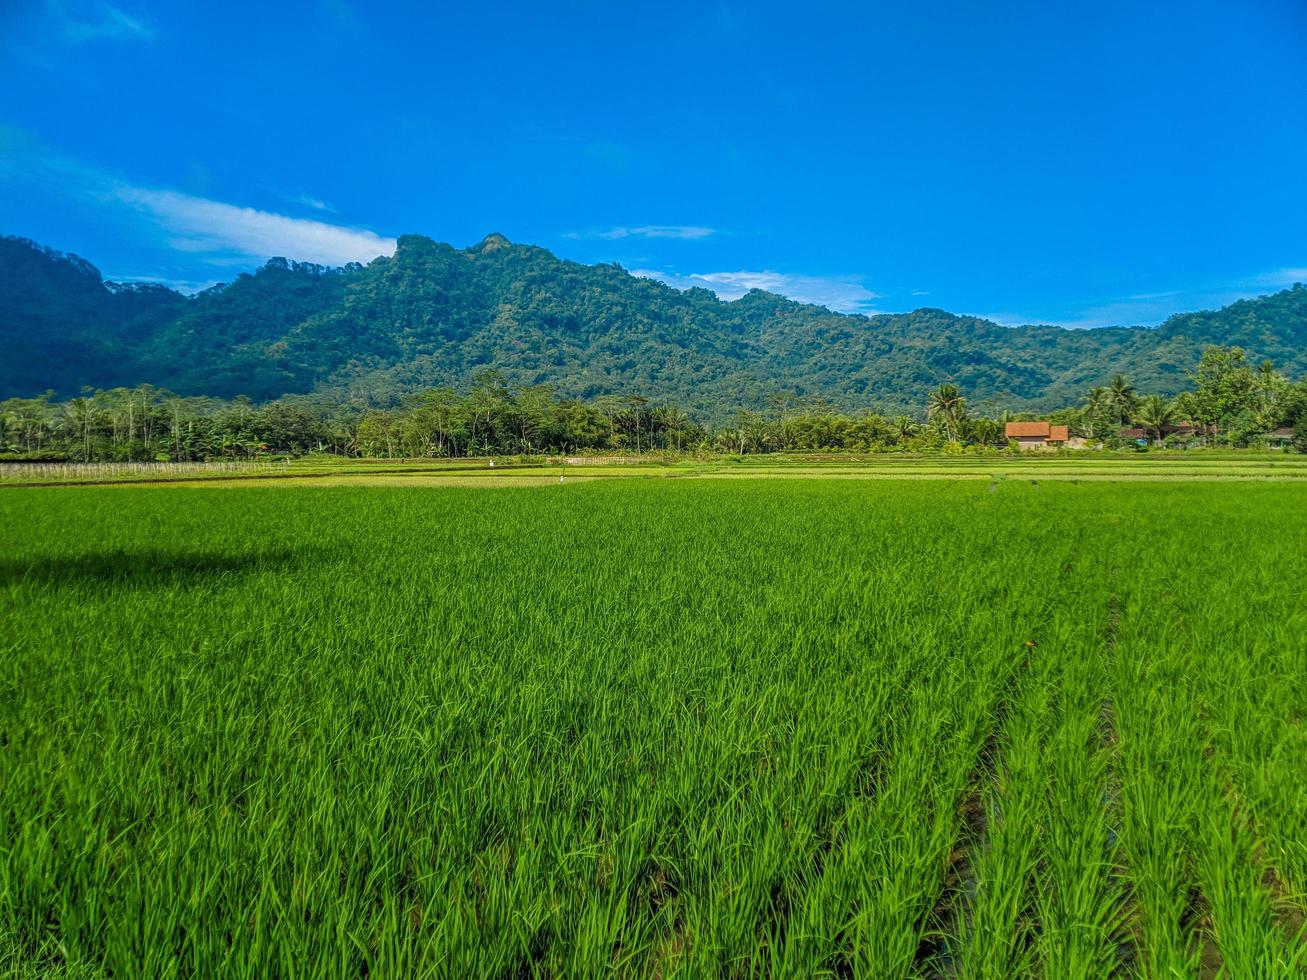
[2,233,1304,417]
[0,236,186,396]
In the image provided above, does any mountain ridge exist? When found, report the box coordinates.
[1,232,1303,418]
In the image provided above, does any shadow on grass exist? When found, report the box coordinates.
[0,547,337,590]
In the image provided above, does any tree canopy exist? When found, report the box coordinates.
[3,233,1306,421]
[5,345,1304,462]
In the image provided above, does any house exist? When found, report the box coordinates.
[1266,426,1296,449]
[1119,422,1202,446]
[1005,421,1070,448]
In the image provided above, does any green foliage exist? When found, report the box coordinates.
[1136,393,1177,443]
[8,349,1307,461]
[926,382,968,442]
[1187,346,1258,433]
[0,236,184,396]
[4,235,1307,419]
[1108,374,1140,425]
[0,382,707,461]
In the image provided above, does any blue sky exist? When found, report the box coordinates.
[2,0,1305,326]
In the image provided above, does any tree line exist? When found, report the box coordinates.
[3,347,1304,462]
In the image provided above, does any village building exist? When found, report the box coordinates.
[1005,421,1070,448]
[1119,422,1201,445]
[1266,426,1296,449]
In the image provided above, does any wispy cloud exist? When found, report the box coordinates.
[294,193,336,213]
[566,225,718,241]
[635,268,878,313]
[971,269,1307,330]
[0,140,395,268]
[49,1,155,43]
[110,185,395,266]
[1259,267,1307,287]
[103,272,225,294]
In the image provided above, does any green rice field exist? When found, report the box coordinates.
[4,450,1307,488]
[2,473,1305,976]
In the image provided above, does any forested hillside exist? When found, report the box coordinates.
[2,233,1304,418]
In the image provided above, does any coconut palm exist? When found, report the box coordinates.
[968,417,1002,445]
[655,407,691,451]
[1255,359,1285,427]
[64,397,96,460]
[1257,359,1278,397]
[891,415,920,442]
[1136,394,1176,445]
[926,383,967,442]
[1082,386,1110,438]
[625,395,650,453]
[1108,375,1139,425]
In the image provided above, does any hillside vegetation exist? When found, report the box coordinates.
[2,233,1305,418]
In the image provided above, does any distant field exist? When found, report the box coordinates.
[3,479,1305,975]
[3,450,1307,488]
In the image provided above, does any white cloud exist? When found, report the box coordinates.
[295,193,336,213]
[110,185,395,266]
[971,302,1187,330]
[50,1,155,42]
[566,225,717,241]
[635,268,878,313]
[1,140,395,268]
[103,273,225,294]
[971,277,1303,330]
[1261,267,1307,286]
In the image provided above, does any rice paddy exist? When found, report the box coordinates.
[2,474,1305,976]
[3,450,1307,488]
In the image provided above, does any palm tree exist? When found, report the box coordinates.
[1255,360,1284,427]
[926,383,967,443]
[1136,394,1176,445]
[969,417,1001,445]
[1108,375,1139,426]
[1082,386,1110,438]
[654,407,690,451]
[626,395,650,453]
[1257,359,1277,397]
[891,415,919,442]
[64,397,96,460]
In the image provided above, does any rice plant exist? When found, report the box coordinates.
[1,478,1304,976]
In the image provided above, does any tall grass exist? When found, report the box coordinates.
[1,479,1304,975]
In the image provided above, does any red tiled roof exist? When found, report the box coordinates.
[1005,421,1050,438]
[1048,425,1069,442]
